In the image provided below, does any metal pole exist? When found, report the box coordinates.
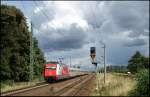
[30,21,34,81]
[70,56,71,68]
[95,63,98,93]
[100,41,106,84]
[104,44,106,84]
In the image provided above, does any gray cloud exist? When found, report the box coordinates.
[2,1,149,67]
[31,6,55,29]
[109,1,149,37]
[83,1,149,38]
[33,1,149,65]
[81,1,108,29]
[124,38,147,47]
[32,1,149,52]
[143,30,149,36]
[34,23,87,52]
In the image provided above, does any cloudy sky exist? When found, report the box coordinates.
[2,1,149,71]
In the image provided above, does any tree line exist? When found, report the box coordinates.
[0,5,45,82]
[99,51,149,74]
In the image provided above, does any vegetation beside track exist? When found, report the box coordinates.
[129,69,149,96]
[91,51,149,96]
[91,73,137,96]
[1,77,44,93]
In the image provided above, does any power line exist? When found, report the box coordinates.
[33,1,51,22]
[33,1,68,63]
[20,1,50,36]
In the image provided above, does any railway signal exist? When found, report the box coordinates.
[90,47,96,63]
[92,62,97,67]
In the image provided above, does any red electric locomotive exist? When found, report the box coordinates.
[43,61,70,82]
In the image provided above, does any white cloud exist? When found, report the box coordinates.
[34,7,43,14]
[41,1,89,31]
[29,1,149,66]
[2,0,149,69]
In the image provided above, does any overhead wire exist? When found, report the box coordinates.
[20,1,50,34]
[33,1,67,63]
[33,1,51,22]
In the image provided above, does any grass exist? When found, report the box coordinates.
[1,77,45,93]
[90,73,137,96]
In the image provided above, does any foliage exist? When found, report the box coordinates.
[33,38,45,78]
[136,69,149,96]
[129,69,149,96]
[0,5,45,82]
[127,51,149,73]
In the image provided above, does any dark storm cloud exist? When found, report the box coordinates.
[84,1,149,37]
[109,1,149,37]
[34,24,87,52]
[124,38,147,47]
[143,30,149,36]
[88,1,149,48]
[2,1,149,67]
[32,1,149,52]
[89,1,149,65]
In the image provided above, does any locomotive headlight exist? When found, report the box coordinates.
[51,67,56,69]
[46,66,56,70]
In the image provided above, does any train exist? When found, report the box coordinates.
[43,61,70,82]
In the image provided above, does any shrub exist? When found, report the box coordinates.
[135,69,149,96]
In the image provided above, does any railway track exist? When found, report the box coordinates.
[1,74,91,96]
[54,74,94,96]
[1,82,49,96]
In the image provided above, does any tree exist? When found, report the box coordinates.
[0,5,45,82]
[127,51,148,73]
[33,38,45,78]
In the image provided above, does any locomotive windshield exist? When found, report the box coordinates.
[46,61,59,64]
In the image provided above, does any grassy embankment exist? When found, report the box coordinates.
[91,73,137,96]
[1,77,44,93]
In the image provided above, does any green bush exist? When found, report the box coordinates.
[135,69,149,96]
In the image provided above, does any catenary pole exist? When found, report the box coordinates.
[30,21,34,81]
[104,44,106,84]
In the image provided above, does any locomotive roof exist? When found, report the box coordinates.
[46,61,66,65]
[46,61,59,64]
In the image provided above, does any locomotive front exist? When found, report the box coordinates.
[43,61,70,82]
